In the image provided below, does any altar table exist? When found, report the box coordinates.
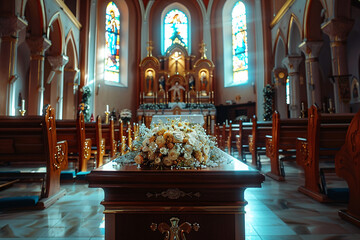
[87,154,265,240]
[151,114,205,126]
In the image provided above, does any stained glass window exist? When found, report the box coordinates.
[105,2,120,82]
[164,9,188,52]
[286,76,290,104]
[232,1,248,85]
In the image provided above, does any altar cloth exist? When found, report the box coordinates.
[151,114,204,125]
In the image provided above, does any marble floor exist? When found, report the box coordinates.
[1,154,360,240]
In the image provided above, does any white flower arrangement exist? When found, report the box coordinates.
[119,118,230,169]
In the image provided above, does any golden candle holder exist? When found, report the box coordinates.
[19,109,26,116]
[104,111,110,124]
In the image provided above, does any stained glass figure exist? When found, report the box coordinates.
[164,9,188,52]
[105,2,120,82]
[232,1,248,84]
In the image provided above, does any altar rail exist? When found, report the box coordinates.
[296,105,354,202]
[0,105,68,209]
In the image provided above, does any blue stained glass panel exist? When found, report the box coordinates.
[164,9,188,52]
[232,1,248,84]
[105,2,120,82]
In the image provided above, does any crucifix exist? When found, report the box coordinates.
[171,51,181,74]
[199,40,207,59]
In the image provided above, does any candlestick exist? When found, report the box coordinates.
[328,98,334,114]
[128,122,132,151]
[19,109,26,116]
[21,99,25,111]
[121,136,126,156]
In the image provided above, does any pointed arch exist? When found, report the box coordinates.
[303,0,325,41]
[273,30,287,68]
[47,12,65,55]
[65,29,79,70]
[287,14,303,56]
[23,0,47,37]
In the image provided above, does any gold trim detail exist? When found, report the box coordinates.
[146,188,201,199]
[55,0,82,29]
[270,0,296,28]
[151,217,199,240]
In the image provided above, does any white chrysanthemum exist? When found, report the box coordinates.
[142,146,150,152]
[173,131,184,143]
[168,149,180,160]
[160,147,168,155]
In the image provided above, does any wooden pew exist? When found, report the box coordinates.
[335,110,360,227]
[296,105,354,202]
[265,111,308,181]
[236,120,252,162]
[56,111,92,172]
[248,116,272,167]
[0,105,68,209]
[102,118,117,158]
[85,116,105,168]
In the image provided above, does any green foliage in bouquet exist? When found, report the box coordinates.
[81,86,91,122]
[263,84,274,121]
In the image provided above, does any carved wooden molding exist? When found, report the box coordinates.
[146,188,201,200]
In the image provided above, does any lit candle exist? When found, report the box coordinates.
[106,104,109,112]
[21,99,25,111]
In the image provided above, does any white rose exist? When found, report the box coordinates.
[173,131,184,143]
[148,142,158,152]
[184,152,192,160]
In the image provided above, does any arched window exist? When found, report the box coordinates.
[105,2,120,83]
[163,9,188,53]
[232,1,248,85]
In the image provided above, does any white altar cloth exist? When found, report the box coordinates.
[151,114,204,126]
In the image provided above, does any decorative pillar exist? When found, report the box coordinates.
[26,37,51,115]
[47,55,69,119]
[322,18,354,113]
[298,40,323,109]
[282,56,303,118]
[0,16,27,115]
[273,68,288,119]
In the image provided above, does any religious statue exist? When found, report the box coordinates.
[169,82,185,102]
[146,70,154,95]
[188,75,195,89]
[200,71,208,95]
[159,75,165,90]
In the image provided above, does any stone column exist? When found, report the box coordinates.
[63,68,79,119]
[26,37,51,115]
[282,56,303,118]
[47,55,69,119]
[298,40,323,109]
[0,16,27,115]
[273,68,288,119]
[322,18,354,113]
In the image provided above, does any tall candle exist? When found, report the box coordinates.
[329,98,333,109]
[106,104,109,112]
[21,99,25,111]
[301,102,305,111]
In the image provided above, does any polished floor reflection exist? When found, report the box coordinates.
[1,155,360,239]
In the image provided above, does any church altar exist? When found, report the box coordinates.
[87,153,265,240]
[138,40,216,134]
[137,103,216,134]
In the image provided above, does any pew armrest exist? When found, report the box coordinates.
[265,135,273,158]
[54,140,68,170]
[296,138,308,167]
